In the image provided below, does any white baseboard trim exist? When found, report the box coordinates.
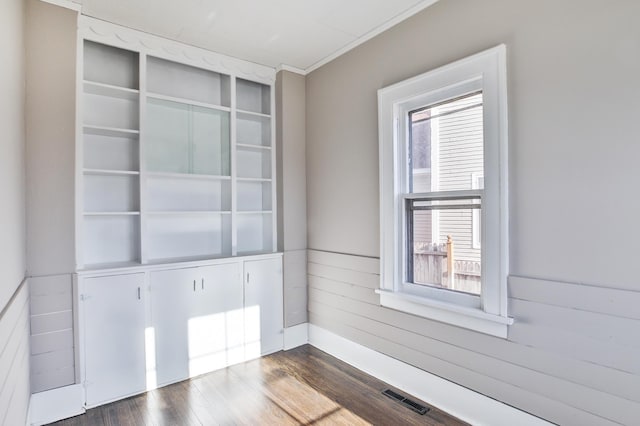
[283,323,309,350]
[308,324,551,426]
[29,384,85,426]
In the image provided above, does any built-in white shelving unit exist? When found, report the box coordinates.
[235,78,273,255]
[81,41,141,268]
[78,38,276,269]
[74,18,283,412]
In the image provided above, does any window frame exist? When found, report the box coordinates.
[377,45,512,338]
[471,173,484,249]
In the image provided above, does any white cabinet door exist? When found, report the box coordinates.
[83,273,146,407]
[189,263,243,375]
[151,263,244,384]
[244,257,283,356]
[149,267,197,386]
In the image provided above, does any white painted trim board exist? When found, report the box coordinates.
[307,324,552,426]
[283,323,308,350]
[28,384,85,426]
[39,0,81,12]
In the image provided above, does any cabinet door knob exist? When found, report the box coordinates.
[201,278,204,290]
[137,287,141,300]
[193,280,196,291]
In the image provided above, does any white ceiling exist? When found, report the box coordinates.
[77,0,439,73]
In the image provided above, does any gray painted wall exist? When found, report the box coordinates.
[306,0,640,290]
[276,71,308,327]
[0,0,29,423]
[26,0,76,277]
[0,0,26,316]
[25,0,78,394]
[306,0,640,424]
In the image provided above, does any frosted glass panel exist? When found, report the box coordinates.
[146,99,189,173]
[146,98,230,175]
[192,106,230,176]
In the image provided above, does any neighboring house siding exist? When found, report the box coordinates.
[435,94,483,264]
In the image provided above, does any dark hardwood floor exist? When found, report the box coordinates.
[52,345,466,425]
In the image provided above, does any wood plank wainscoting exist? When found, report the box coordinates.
[306,250,640,425]
[50,345,465,425]
[0,280,31,426]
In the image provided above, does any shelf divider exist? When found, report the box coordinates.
[84,125,140,138]
[84,80,139,100]
[84,168,140,176]
[147,91,231,113]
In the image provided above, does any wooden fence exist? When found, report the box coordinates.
[413,237,481,294]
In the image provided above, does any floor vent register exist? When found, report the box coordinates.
[382,389,430,415]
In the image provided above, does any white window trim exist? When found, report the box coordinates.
[471,173,484,249]
[377,45,511,338]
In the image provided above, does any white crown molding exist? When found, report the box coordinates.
[78,15,276,84]
[275,63,306,76]
[302,0,440,74]
[39,0,81,12]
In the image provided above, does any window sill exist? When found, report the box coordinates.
[376,290,513,338]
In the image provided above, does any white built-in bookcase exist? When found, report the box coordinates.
[77,25,276,270]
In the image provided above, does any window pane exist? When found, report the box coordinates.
[409,92,484,193]
[410,205,481,295]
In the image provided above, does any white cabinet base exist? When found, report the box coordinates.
[150,262,245,386]
[81,273,147,407]
[76,254,283,408]
[244,257,284,356]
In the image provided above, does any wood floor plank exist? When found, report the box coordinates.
[229,355,367,425]
[287,345,464,426]
[175,380,229,425]
[276,346,456,426]
[124,392,156,426]
[148,382,203,426]
[49,345,465,426]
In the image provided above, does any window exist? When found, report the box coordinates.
[471,173,484,249]
[377,45,512,337]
